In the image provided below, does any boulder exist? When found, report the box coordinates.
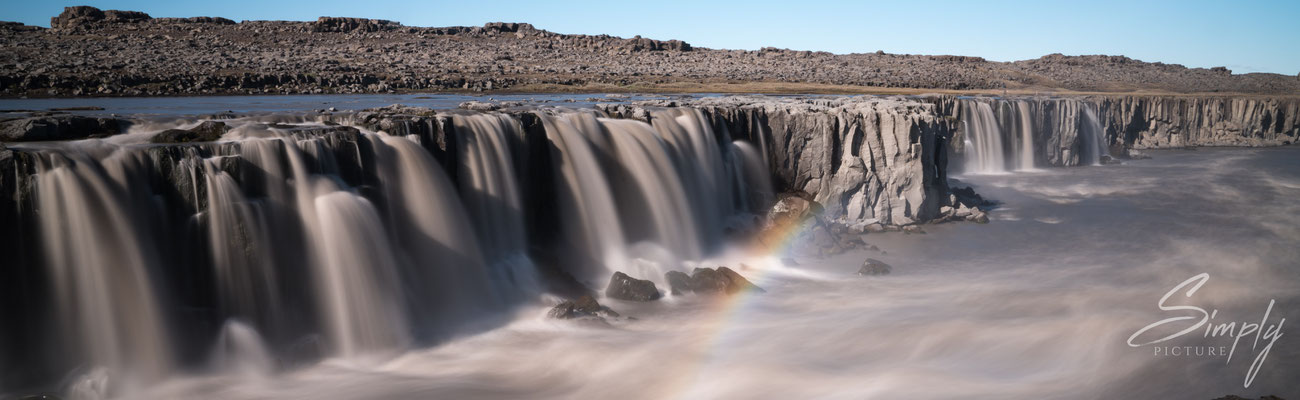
[483,22,535,33]
[689,267,731,294]
[103,10,151,23]
[837,234,866,249]
[50,6,150,29]
[547,295,619,319]
[717,267,765,294]
[858,258,892,276]
[664,270,692,295]
[179,17,236,25]
[50,6,105,29]
[0,115,126,142]
[605,271,661,301]
[669,267,764,296]
[766,195,815,227]
[151,121,229,143]
[313,17,399,33]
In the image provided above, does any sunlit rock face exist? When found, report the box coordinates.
[1096,96,1300,149]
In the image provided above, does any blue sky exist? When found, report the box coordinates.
[4,0,1298,74]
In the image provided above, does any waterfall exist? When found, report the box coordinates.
[539,111,630,283]
[451,114,539,302]
[34,150,172,387]
[203,159,282,333]
[731,140,773,212]
[602,118,702,260]
[209,320,275,377]
[958,98,1112,170]
[1015,100,1036,170]
[960,100,1006,174]
[7,107,769,393]
[539,108,759,283]
[1080,106,1109,165]
[371,134,503,338]
[311,190,410,359]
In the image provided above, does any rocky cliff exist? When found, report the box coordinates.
[1096,96,1300,150]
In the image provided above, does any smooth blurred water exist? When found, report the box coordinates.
[122,147,1300,399]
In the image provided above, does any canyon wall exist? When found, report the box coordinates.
[1095,96,1300,150]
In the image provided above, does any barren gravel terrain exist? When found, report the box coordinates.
[2,6,1299,97]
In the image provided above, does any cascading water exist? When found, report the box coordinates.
[451,114,539,301]
[1080,105,1109,165]
[730,140,773,216]
[960,100,1006,174]
[959,98,1112,171]
[209,320,275,377]
[34,150,172,389]
[311,189,411,359]
[538,111,631,283]
[3,107,771,396]
[601,118,702,261]
[1014,100,1036,170]
[539,108,760,284]
[202,159,282,333]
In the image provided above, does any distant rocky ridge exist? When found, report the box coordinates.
[1,6,1298,97]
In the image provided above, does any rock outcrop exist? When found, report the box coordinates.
[664,267,764,296]
[0,115,127,141]
[547,295,620,320]
[151,121,229,143]
[605,272,661,301]
[312,17,401,33]
[1096,96,1300,149]
[858,258,892,276]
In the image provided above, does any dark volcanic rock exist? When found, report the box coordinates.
[51,6,150,29]
[151,121,229,143]
[103,10,151,23]
[766,195,815,227]
[858,258,892,276]
[547,295,619,319]
[312,17,400,33]
[50,6,105,29]
[672,267,764,296]
[664,270,692,295]
[689,268,731,294]
[605,271,661,301]
[717,267,765,294]
[0,115,125,141]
